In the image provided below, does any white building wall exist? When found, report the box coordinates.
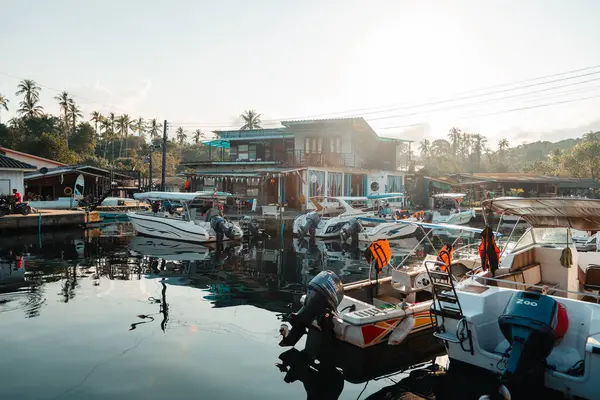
[0,170,25,195]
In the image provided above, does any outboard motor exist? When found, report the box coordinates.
[279,271,344,347]
[423,211,433,223]
[498,292,567,383]
[210,216,242,241]
[339,218,362,244]
[297,211,321,238]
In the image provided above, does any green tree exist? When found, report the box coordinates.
[68,101,82,131]
[419,138,430,159]
[149,118,161,140]
[68,123,97,157]
[131,117,146,141]
[193,129,205,144]
[471,134,487,170]
[54,91,71,132]
[176,127,187,144]
[0,93,9,123]
[116,114,131,157]
[99,118,112,159]
[447,127,461,156]
[15,79,43,118]
[240,110,262,130]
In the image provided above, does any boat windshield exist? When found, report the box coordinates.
[514,228,574,250]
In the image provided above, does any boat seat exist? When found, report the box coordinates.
[496,263,559,294]
[510,248,536,272]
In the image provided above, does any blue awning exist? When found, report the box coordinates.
[203,140,230,149]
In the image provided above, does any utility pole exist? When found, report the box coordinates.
[148,149,153,191]
[161,120,167,191]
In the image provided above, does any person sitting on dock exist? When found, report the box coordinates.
[12,189,22,204]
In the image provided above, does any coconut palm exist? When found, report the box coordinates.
[193,129,205,144]
[148,118,161,140]
[99,118,112,159]
[0,93,9,123]
[68,101,83,130]
[175,127,187,144]
[107,112,117,160]
[447,127,461,156]
[116,114,132,158]
[472,134,487,168]
[240,110,262,130]
[54,91,71,126]
[131,117,146,140]
[90,111,103,137]
[15,79,43,119]
[498,138,510,152]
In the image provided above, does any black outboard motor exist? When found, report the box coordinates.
[210,216,236,241]
[297,211,321,238]
[498,291,559,383]
[279,271,344,347]
[423,211,433,223]
[339,218,362,244]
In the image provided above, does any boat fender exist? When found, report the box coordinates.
[555,302,569,343]
[388,315,415,345]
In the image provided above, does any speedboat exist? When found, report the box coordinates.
[128,191,244,243]
[293,196,371,239]
[429,193,476,225]
[427,197,600,399]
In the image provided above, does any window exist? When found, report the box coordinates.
[264,143,271,160]
[304,137,323,153]
[230,146,238,161]
[330,137,342,153]
[0,179,10,195]
[238,144,249,160]
[249,144,257,160]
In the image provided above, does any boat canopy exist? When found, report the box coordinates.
[394,219,502,236]
[133,191,232,202]
[482,197,600,230]
[432,193,466,199]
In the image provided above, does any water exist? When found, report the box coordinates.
[0,224,502,400]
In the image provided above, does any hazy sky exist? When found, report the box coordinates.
[2,0,600,145]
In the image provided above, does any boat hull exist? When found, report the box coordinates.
[433,210,475,225]
[128,212,240,243]
[358,222,418,241]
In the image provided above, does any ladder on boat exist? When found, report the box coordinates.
[424,260,473,354]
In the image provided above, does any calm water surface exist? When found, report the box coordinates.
[0,223,507,400]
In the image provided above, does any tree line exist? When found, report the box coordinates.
[0,79,264,178]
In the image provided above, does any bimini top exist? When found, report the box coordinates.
[367,193,406,200]
[134,191,232,202]
[482,197,600,230]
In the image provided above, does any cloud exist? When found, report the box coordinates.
[70,78,151,115]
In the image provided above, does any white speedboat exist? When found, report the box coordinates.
[128,191,244,243]
[430,193,476,225]
[293,196,370,239]
[427,197,600,399]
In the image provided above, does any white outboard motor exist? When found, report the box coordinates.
[498,291,567,383]
[279,271,344,347]
[297,211,321,238]
[210,216,242,241]
[340,218,362,244]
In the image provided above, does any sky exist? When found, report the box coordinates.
[2,0,600,147]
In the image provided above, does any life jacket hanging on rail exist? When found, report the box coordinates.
[365,239,392,274]
[479,226,500,276]
[436,244,454,272]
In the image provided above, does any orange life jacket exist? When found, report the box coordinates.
[436,244,454,272]
[479,226,501,273]
[366,239,392,274]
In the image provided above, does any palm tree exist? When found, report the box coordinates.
[149,118,161,140]
[68,101,83,131]
[131,117,146,140]
[240,110,262,130]
[419,139,431,159]
[0,93,9,123]
[447,127,462,156]
[15,79,43,119]
[472,134,487,169]
[116,114,132,158]
[175,127,187,144]
[90,111,104,138]
[99,119,112,159]
[54,91,71,126]
[498,138,510,152]
[193,129,205,144]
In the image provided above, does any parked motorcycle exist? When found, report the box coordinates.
[0,197,32,216]
[0,197,10,217]
[14,202,32,215]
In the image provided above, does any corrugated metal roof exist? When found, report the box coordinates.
[281,117,366,126]
[0,154,37,170]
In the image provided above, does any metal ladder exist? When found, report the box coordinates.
[424,260,473,354]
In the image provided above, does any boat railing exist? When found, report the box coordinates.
[467,274,600,301]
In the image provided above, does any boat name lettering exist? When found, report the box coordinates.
[516,298,537,307]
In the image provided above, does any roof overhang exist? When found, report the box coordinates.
[483,197,600,230]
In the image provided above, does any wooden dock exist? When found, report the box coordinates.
[0,210,101,230]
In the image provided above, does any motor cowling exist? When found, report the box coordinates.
[279,271,344,347]
[498,292,566,382]
[297,211,321,238]
[423,211,433,223]
[340,218,362,243]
